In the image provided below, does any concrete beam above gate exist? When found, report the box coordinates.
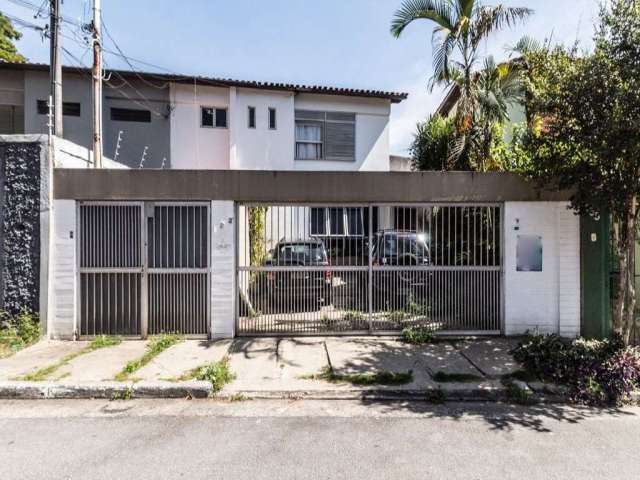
[53,169,572,203]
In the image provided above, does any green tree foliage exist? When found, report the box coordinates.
[523,0,640,344]
[391,1,531,170]
[409,115,459,171]
[0,13,26,63]
[391,0,530,130]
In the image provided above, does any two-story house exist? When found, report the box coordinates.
[0,62,407,171]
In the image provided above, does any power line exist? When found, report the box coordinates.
[6,0,82,27]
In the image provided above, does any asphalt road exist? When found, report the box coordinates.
[1,399,639,480]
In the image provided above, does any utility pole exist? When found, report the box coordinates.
[91,0,103,168]
[49,0,63,136]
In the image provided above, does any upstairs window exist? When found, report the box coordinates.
[37,99,81,117]
[248,106,256,128]
[295,110,355,161]
[268,107,277,130]
[201,107,227,128]
[111,107,151,123]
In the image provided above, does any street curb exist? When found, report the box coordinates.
[0,381,212,400]
[0,381,571,403]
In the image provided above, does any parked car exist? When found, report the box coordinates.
[254,239,333,313]
[370,230,431,309]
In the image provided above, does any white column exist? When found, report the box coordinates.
[49,199,77,339]
[503,201,581,337]
[211,201,236,338]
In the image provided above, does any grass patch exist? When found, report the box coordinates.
[228,393,249,402]
[401,326,436,345]
[432,371,483,383]
[503,380,534,405]
[301,366,413,386]
[0,310,42,358]
[16,335,122,381]
[114,333,183,381]
[171,356,235,394]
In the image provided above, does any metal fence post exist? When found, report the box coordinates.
[368,204,373,333]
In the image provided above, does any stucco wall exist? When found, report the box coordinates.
[170,84,230,169]
[504,202,581,337]
[23,71,170,169]
[231,88,295,170]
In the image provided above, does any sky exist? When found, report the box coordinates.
[3,0,602,155]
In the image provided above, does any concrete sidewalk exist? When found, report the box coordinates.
[0,336,557,401]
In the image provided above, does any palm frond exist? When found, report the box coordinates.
[471,6,533,47]
[390,0,456,37]
[509,35,543,57]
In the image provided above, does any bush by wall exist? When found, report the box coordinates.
[512,333,640,405]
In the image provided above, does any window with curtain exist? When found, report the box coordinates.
[295,122,323,160]
[295,110,355,161]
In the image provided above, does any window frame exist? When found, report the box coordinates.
[295,110,356,162]
[110,107,152,123]
[37,99,81,117]
[309,207,364,238]
[247,106,256,129]
[268,107,277,130]
[200,106,228,129]
[295,120,324,161]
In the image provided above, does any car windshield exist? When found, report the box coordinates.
[380,234,429,257]
[277,243,327,263]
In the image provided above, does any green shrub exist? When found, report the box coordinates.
[0,310,41,358]
[194,357,235,393]
[512,333,640,405]
[401,326,435,345]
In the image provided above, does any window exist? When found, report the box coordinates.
[310,208,327,236]
[295,110,355,161]
[37,100,81,117]
[310,207,364,237]
[268,107,277,130]
[0,105,24,134]
[201,107,227,128]
[111,107,151,123]
[248,106,256,128]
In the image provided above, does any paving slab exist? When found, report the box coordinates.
[278,338,328,378]
[0,341,90,380]
[55,341,149,382]
[135,340,232,381]
[226,338,280,390]
[458,338,522,377]
[324,337,435,389]
[413,342,483,378]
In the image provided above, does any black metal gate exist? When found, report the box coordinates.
[78,202,210,337]
[237,203,502,335]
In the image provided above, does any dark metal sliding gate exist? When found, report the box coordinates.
[237,203,502,335]
[78,202,210,337]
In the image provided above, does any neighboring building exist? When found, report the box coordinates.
[0,62,407,171]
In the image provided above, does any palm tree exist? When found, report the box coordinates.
[391,0,532,133]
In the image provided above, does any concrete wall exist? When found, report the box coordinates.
[504,202,581,337]
[23,71,170,169]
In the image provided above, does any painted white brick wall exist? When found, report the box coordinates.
[211,201,236,338]
[49,200,76,339]
[504,202,580,337]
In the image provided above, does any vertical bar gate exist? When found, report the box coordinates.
[78,202,210,337]
[237,203,502,335]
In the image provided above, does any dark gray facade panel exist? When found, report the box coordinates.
[54,169,572,202]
